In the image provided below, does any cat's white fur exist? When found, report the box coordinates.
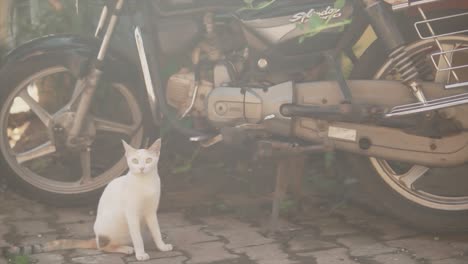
[93,138,173,261]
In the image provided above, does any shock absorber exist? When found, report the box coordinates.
[363,0,427,104]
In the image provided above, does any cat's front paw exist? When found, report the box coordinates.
[158,243,173,252]
[135,252,150,261]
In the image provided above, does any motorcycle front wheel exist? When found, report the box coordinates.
[0,50,147,205]
[343,35,468,231]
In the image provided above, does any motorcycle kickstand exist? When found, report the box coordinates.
[265,155,307,235]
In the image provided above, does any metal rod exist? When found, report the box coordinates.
[67,68,102,141]
[414,11,468,40]
[97,0,124,61]
[431,46,468,71]
[68,0,124,142]
[392,0,442,11]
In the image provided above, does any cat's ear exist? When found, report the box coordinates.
[122,140,136,155]
[148,138,162,153]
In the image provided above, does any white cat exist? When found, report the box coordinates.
[94,138,173,260]
[4,139,172,261]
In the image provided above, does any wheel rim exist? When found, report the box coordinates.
[0,66,143,194]
[370,36,468,210]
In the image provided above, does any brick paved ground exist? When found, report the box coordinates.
[1,184,468,264]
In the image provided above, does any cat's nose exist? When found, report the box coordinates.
[139,168,144,173]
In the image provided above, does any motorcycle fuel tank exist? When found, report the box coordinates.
[237,0,354,55]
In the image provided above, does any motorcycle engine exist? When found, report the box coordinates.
[166,69,213,117]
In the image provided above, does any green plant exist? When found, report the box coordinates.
[7,254,31,264]
[11,1,99,45]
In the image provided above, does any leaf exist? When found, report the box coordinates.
[334,0,346,9]
[254,0,275,9]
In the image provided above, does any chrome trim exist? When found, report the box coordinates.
[135,27,159,124]
[94,6,108,38]
[391,0,441,11]
[386,92,468,117]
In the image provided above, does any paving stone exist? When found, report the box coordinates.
[31,253,64,264]
[125,250,183,261]
[13,220,52,236]
[337,236,396,257]
[186,241,239,264]
[64,221,95,238]
[10,208,33,220]
[20,233,58,244]
[365,221,419,241]
[202,217,273,249]
[0,222,10,247]
[288,234,338,252]
[373,253,418,264]
[234,243,297,264]
[27,203,53,219]
[72,254,126,264]
[0,257,7,264]
[165,225,218,246]
[68,248,102,258]
[298,247,359,264]
[159,212,193,228]
[386,236,465,261]
[318,222,359,237]
[0,214,8,222]
[431,258,468,264]
[55,208,95,224]
[129,256,188,264]
[333,206,379,225]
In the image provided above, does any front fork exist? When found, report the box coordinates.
[66,0,125,147]
[362,0,428,104]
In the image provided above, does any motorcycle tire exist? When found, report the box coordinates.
[0,49,148,206]
[342,37,468,232]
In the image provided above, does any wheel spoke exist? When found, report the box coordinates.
[80,148,92,184]
[398,165,429,189]
[94,117,137,135]
[16,141,56,164]
[19,89,52,127]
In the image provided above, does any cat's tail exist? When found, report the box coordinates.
[2,239,97,256]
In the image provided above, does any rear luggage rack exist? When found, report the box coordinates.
[413,5,468,89]
[385,1,468,116]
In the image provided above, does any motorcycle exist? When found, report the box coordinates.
[1,0,468,231]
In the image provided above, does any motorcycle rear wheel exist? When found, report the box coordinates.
[0,51,147,205]
[344,35,468,232]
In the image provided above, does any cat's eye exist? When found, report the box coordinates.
[145,158,152,164]
[132,158,138,164]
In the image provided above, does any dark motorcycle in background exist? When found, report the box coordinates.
[1,0,468,231]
